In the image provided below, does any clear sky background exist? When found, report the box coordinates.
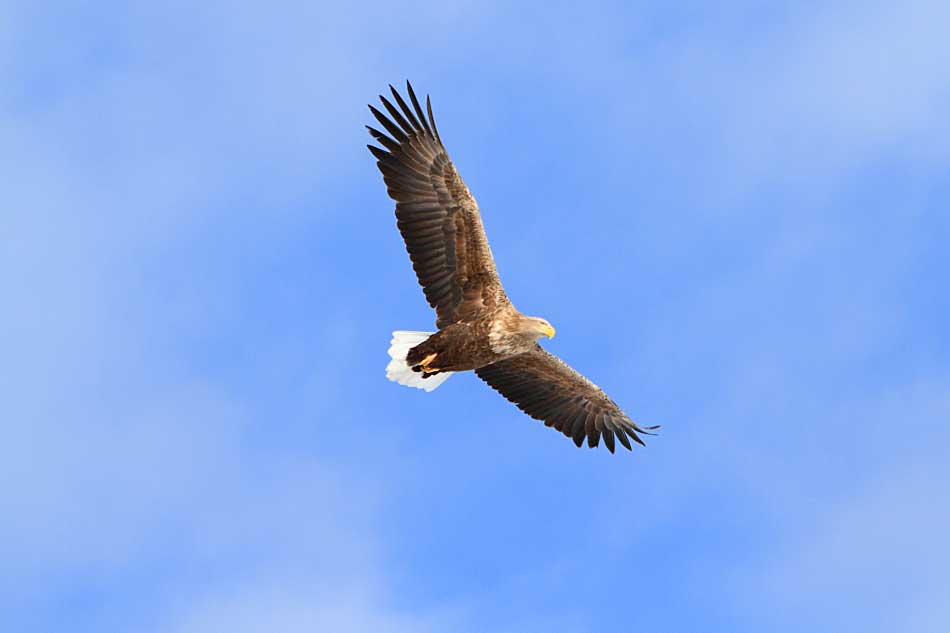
[4,1,950,631]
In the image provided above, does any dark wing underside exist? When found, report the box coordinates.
[367,82,506,328]
[476,346,658,453]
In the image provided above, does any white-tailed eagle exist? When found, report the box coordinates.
[368,82,657,453]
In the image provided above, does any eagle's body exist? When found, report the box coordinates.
[368,82,657,453]
[405,319,499,374]
[405,305,547,374]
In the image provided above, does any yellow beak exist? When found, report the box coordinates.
[541,323,556,339]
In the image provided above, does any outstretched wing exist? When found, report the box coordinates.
[475,346,658,453]
[367,82,506,328]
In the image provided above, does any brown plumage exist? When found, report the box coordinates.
[369,82,657,453]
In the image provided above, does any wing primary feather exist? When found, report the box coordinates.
[615,427,633,451]
[571,413,589,447]
[426,95,441,142]
[385,178,435,195]
[594,412,606,432]
[398,222,444,236]
[398,202,443,214]
[556,411,577,435]
[389,84,424,132]
[366,126,401,153]
[366,125,399,153]
[368,105,408,142]
[534,398,566,420]
[408,234,448,251]
[406,81,433,135]
[602,429,616,454]
[375,154,430,183]
[366,144,392,163]
[572,425,585,447]
[404,221,445,238]
[378,95,415,136]
[545,410,569,429]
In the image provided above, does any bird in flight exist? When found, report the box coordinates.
[367,82,657,453]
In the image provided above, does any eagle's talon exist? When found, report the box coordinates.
[418,352,438,370]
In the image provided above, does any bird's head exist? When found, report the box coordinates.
[522,316,556,340]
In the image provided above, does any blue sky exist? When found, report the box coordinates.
[4,1,950,631]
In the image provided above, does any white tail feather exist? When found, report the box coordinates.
[386,330,453,392]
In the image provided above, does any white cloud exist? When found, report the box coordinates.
[163,581,432,633]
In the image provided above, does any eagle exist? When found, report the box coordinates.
[367,82,657,453]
